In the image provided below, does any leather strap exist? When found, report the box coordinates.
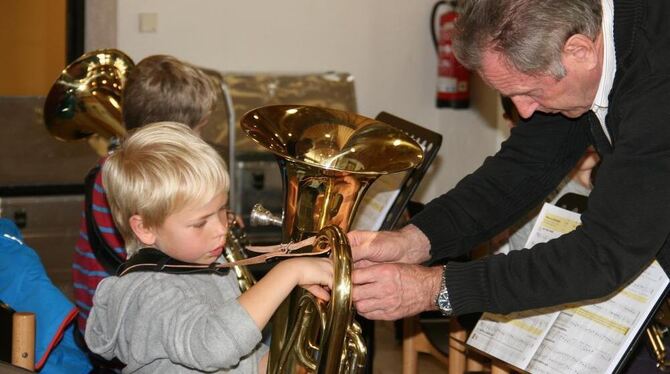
[118,236,327,277]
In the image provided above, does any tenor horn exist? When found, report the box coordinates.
[241,105,424,373]
[43,48,133,147]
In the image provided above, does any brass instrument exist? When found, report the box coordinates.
[240,105,424,373]
[44,49,133,153]
[43,49,255,291]
[224,215,257,292]
[646,298,670,370]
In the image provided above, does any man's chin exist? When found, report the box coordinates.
[560,108,590,118]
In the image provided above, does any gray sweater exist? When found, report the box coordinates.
[85,268,267,373]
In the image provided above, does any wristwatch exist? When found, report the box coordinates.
[435,264,453,316]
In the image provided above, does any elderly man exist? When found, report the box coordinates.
[350,0,670,323]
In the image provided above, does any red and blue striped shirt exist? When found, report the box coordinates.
[72,159,126,334]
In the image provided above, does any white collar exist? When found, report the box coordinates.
[590,0,616,142]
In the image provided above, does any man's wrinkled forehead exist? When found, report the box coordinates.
[478,50,530,96]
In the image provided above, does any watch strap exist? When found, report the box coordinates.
[435,264,453,316]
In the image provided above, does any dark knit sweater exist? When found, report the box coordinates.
[411,0,670,315]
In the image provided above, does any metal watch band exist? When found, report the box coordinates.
[435,264,453,316]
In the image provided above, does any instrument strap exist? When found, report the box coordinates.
[85,164,125,275]
[118,236,327,277]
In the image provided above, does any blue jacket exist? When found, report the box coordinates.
[0,218,91,373]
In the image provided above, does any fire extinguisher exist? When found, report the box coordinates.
[431,0,470,109]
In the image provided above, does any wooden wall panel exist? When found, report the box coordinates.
[0,0,66,96]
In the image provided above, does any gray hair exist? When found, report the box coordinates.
[452,0,602,78]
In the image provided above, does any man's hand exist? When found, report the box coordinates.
[347,224,436,320]
[352,263,443,320]
[348,224,431,267]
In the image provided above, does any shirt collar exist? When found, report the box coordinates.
[591,0,616,112]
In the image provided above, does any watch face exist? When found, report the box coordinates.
[438,293,449,307]
[436,265,452,315]
[437,290,452,315]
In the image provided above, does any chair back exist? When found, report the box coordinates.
[0,302,35,371]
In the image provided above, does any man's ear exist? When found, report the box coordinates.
[129,215,156,246]
[563,33,601,70]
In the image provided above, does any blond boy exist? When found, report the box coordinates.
[85,122,333,373]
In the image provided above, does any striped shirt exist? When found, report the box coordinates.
[72,159,126,334]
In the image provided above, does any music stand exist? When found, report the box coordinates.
[374,111,442,231]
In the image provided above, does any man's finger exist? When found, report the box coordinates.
[360,310,400,321]
[352,259,376,269]
[351,267,381,285]
[355,302,398,321]
[354,295,390,314]
[346,230,368,247]
[352,281,386,303]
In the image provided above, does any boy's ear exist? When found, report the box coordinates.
[129,215,156,246]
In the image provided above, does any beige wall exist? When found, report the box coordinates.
[85,0,117,51]
[90,0,504,203]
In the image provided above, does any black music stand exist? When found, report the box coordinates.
[374,112,443,231]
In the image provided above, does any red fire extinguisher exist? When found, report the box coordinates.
[431,0,470,108]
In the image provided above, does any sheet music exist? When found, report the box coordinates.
[467,308,560,369]
[468,204,577,369]
[351,172,405,231]
[467,203,669,373]
[528,261,668,374]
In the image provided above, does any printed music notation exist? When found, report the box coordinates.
[351,172,405,231]
[467,203,670,374]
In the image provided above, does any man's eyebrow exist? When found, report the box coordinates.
[504,88,540,98]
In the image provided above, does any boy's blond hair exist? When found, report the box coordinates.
[102,122,229,256]
[122,55,218,131]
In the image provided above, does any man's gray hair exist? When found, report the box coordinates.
[453,0,602,78]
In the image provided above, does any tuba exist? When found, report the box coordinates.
[240,105,424,373]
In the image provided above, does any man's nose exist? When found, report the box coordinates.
[512,97,539,119]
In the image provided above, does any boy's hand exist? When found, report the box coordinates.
[303,285,331,301]
[286,257,334,301]
[239,256,332,329]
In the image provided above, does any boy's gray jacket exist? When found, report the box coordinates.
[85,270,267,373]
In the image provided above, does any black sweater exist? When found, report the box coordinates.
[411,0,670,315]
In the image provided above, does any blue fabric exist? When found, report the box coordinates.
[0,219,22,241]
[0,218,91,373]
[41,325,92,374]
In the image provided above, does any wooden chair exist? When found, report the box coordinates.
[1,302,35,372]
[402,314,451,373]
[11,313,35,371]
[402,313,505,374]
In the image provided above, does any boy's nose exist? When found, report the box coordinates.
[214,216,229,237]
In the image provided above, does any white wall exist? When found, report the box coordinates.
[116,0,501,203]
